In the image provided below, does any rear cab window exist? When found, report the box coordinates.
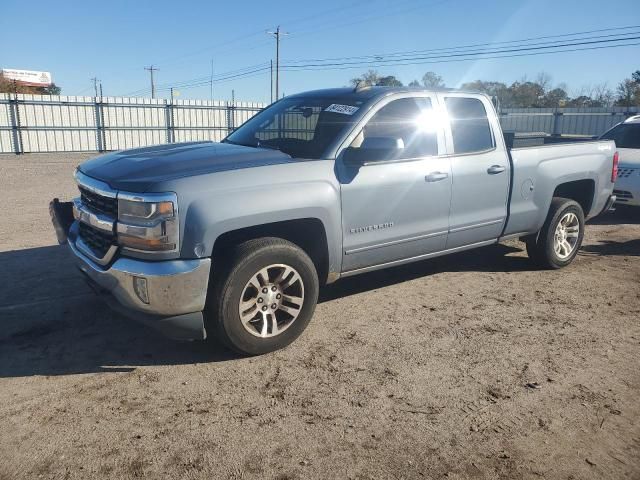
[444,97,495,154]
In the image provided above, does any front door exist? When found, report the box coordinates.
[337,95,452,272]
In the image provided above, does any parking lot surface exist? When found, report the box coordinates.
[1,153,639,479]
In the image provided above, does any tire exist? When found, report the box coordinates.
[526,197,585,269]
[206,237,319,355]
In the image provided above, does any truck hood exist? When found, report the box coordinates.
[78,141,293,191]
[618,147,640,167]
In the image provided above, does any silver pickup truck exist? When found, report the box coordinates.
[51,87,618,355]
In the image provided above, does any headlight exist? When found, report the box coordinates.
[116,193,179,253]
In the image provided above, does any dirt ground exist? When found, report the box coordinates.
[0,153,638,480]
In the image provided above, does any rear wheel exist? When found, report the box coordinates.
[206,237,319,355]
[526,197,585,269]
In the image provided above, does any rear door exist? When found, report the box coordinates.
[438,94,510,249]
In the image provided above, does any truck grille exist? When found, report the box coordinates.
[617,167,637,179]
[79,187,118,217]
[613,189,634,201]
[78,222,115,258]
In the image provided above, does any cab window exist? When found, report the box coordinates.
[350,97,439,159]
[444,97,495,154]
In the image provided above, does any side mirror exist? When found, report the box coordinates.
[343,136,404,165]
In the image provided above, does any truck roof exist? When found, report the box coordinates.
[287,86,476,102]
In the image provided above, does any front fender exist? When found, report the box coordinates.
[163,162,343,276]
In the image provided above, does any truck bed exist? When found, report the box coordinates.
[503,139,615,237]
[503,131,597,149]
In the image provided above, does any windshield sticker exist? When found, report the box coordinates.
[324,104,359,115]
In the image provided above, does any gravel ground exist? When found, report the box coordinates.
[0,153,639,480]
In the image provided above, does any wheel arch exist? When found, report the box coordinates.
[552,179,595,216]
[211,218,334,285]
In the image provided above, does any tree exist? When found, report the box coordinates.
[376,75,403,87]
[541,87,569,107]
[460,80,510,107]
[565,95,596,108]
[509,80,545,107]
[421,71,444,88]
[591,83,614,107]
[615,78,640,107]
[350,70,403,87]
[350,70,381,87]
[408,80,421,87]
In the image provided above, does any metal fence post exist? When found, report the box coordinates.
[551,109,563,136]
[8,93,23,154]
[165,98,175,143]
[94,97,103,152]
[226,101,235,135]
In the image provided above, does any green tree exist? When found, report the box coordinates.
[509,81,545,107]
[376,75,403,87]
[541,87,569,107]
[350,70,404,87]
[615,78,640,107]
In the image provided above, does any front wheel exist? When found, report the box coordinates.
[526,198,585,269]
[206,237,319,355]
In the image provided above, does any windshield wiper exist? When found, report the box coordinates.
[256,141,281,151]
[223,139,281,152]
[221,139,247,147]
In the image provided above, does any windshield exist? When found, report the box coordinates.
[600,123,640,149]
[224,97,363,159]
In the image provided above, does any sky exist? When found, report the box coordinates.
[1,0,639,102]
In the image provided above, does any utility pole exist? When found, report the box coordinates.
[91,77,100,97]
[99,82,103,98]
[270,59,273,103]
[144,65,159,99]
[210,58,214,101]
[267,26,288,102]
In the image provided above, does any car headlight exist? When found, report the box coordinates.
[116,193,179,252]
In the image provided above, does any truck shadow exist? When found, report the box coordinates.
[0,245,238,378]
[320,243,530,303]
[0,234,629,378]
[588,208,640,225]
[580,239,640,257]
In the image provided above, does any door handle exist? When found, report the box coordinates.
[425,172,449,182]
[487,165,506,174]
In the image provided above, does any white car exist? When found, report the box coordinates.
[600,115,640,208]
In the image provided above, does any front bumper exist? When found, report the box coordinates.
[68,223,211,340]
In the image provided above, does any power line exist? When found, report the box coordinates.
[118,25,640,98]
[284,25,640,63]
[281,34,640,70]
[281,40,640,72]
[121,62,270,96]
